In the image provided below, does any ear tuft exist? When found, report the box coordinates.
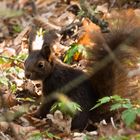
[41,44,51,60]
[28,28,58,54]
[40,30,58,59]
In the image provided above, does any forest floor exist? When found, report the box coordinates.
[0,0,140,139]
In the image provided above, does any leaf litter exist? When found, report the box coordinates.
[0,0,140,139]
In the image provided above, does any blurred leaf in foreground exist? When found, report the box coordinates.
[0,8,23,18]
[51,94,82,117]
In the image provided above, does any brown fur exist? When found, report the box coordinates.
[88,17,140,121]
[91,17,140,99]
[25,30,98,131]
[25,18,140,130]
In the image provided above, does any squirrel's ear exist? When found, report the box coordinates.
[41,30,58,59]
[41,44,51,60]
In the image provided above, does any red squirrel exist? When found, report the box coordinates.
[24,17,140,131]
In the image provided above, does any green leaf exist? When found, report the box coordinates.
[110,103,122,111]
[111,95,123,102]
[51,101,82,117]
[63,44,85,64]
[91,96,111,110]
[122,103,132,109]
[44,131,60,139]
[83,135,90,140]
[91,102,102,110]
[13,25,22,33]
[11,53,27,63]
[10,83,17,94]
[46,132,54,139]
[0,76,9,86]
[0,56,11,64]
[136,108,140,114]
[6,66,24,76]
[28,132,42,140]
[122,109,137,126]
[64,44,79,64]
[17,53,28,61]
[77,9,85,17]
[99,96,111,104]
[110,103,132,111]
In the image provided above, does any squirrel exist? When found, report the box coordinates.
[25,29,98,131]
[24,16,140,131]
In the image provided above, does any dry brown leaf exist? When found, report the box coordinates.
[47,110,72,134]
[78,18,101,46]
[0,122,9,132]
[12,123,35,134]
[0,92,17,108]
[23,114,49,129]
[18,0,29,8]
[0,121,35,134]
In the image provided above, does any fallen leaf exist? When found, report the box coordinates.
[0,92,17,108]
[78,18,101,46]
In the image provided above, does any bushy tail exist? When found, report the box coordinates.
[90,16,140,100]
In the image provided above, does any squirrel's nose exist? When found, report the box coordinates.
[25,72,32,79]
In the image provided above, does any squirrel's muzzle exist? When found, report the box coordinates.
[25,72,32,79]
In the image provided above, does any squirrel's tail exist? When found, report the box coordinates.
[88,15,140,122]
[89,16,140,100]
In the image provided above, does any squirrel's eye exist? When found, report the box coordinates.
[37,61,44,68]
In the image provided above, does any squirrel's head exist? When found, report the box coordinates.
[24,29,58,81]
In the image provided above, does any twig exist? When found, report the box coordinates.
[79,0,109,32]
[111,117,117,129]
